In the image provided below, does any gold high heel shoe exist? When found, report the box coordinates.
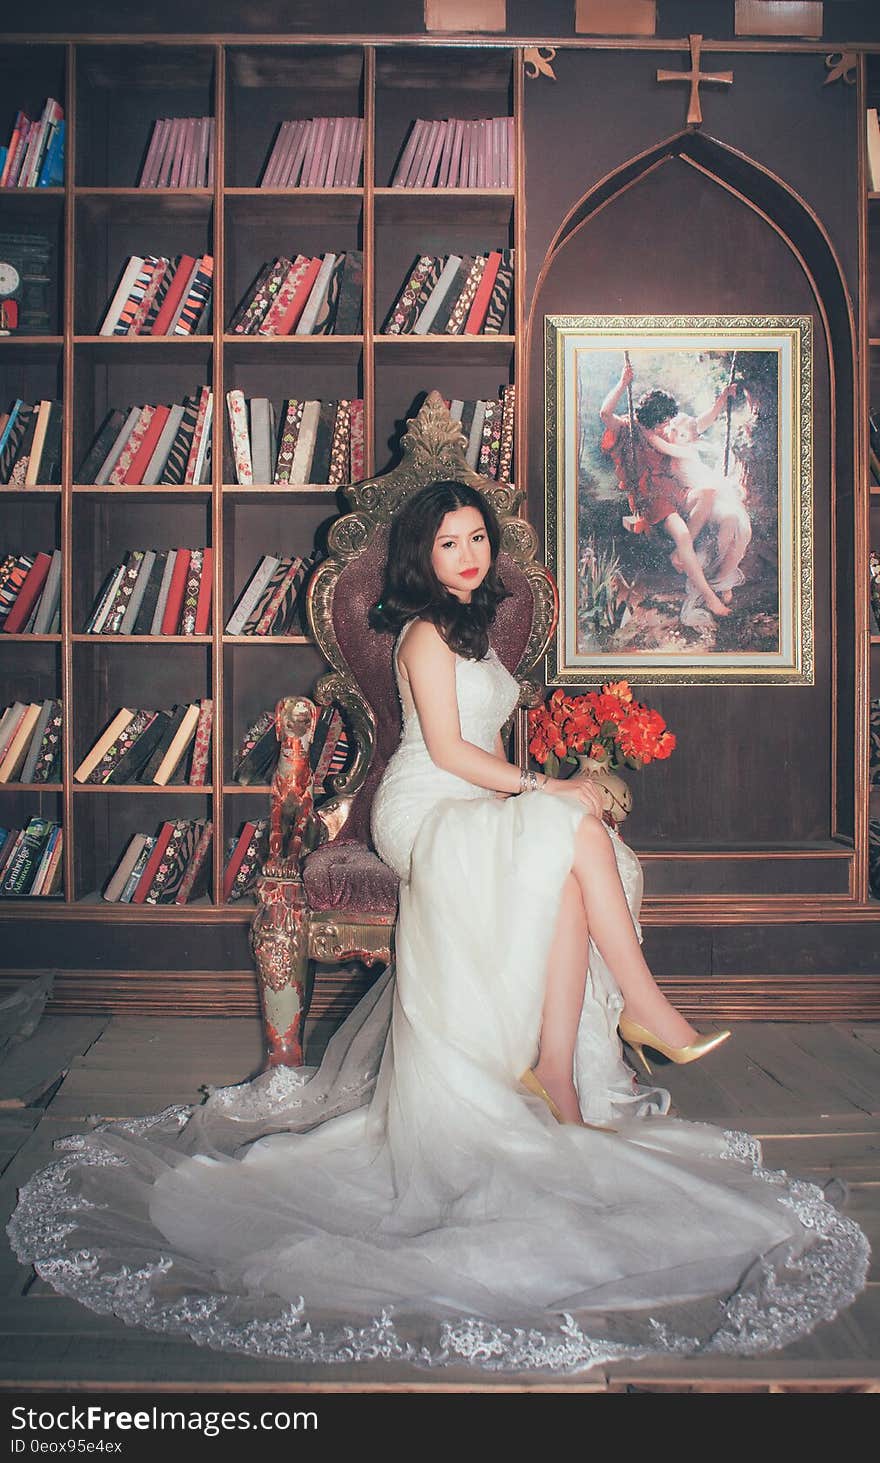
[618,1017,731,1077]
[519,1069,617,1133]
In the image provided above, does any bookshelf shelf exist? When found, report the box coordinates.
[223,784,270,794]
[221,485,339,500]
[76,188,213,199]
[222,635,312,645]
[1,634,61,643]
[71,487,212,500]
[71,634,212,644]
[0,784,62,792]
[0,188,65,199]
[72,784,213,794]
[0,337,63,348]
[0,486,61,495]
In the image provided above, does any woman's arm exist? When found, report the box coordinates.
[399,620,603,812]
[599,361,634,427]
[694,382,734,436]
[640,425,692,460]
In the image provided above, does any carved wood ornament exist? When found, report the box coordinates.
[657,34,733,127]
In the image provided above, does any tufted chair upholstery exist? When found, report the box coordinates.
[250,392,557,1066]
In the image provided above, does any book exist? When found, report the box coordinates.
[251,556,304,635]
[462,252,499,335]
[383,255,440,335]
[250,398,276,484]
[86,562,126,633]
[868,109,880,192]
[241,557,294,632]
[233,719,279,785]
[195,546,213,634]
[333,250,363,335]
[74,709,135,782]
[146,819,201,904]
[174,821,213,904]
[223,820,268,901]
[141,403,185,484]
[0,816,55,897]
[129,822,175,904]
[31,823,62,896]
[274,400,304,484]
[226,389,253,484]
[88,708,156,784]
[3,551,52,634]
[159,394,201,484]
[259,255,318,336]
[104,834,150,902]
[99,257,145,335]
[295,254,338,336]
[120,551,158,635]
[309,400,337,483]
[233,258,293,334]
[31,701,62,783]
[188,700,214,786]
[137,708,188,784]
[149,254,197,336]
[483,248,514,333]
[184,387,212,483]
[103,550,146,634]
[123,406,169,484]
[160,549,192,634]
[225,556,280,634]
[119,836,156,903]
[179,549,204,635]
[290,400,321,483]
[413,255,463,335]
[32,549,61,634]
[19,700,55,783]
[94,407,143,486]
[0,703,41,782]
[75,409,126,483]
[149,550,178,633]
[131,552,167,635]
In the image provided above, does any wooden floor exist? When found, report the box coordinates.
[0,1011,877,1394]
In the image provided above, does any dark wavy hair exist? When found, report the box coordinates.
[635,389,678,429]
[369,480,509,660]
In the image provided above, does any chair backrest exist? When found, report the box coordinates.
[306,393,557,845]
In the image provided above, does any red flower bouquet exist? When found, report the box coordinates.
[527,682,675,778]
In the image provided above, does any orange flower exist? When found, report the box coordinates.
[602,680,633,704]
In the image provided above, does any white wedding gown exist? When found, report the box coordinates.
[7,630,869,1373]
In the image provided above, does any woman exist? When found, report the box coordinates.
[7,481,868,1374]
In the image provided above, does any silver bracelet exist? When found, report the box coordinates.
[519,767,542,794]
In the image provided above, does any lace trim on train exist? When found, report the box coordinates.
[7,1122,869,1373]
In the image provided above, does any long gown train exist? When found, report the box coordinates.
[7,637,869,1373]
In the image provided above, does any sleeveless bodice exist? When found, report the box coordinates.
[370,629,520,880]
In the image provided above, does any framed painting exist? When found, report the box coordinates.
[544,315,814,684]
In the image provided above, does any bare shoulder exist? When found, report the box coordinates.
[397,618,454,674]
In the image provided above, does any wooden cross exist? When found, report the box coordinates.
[657,34,733,127]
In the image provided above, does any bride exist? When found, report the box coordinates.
[8,479,868,1374]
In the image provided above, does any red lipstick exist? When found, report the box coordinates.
[460,567,480,579]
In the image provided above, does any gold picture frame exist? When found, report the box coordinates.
[544,314,814,685]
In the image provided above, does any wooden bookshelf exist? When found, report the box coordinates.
[0,34,517,930]
[1,22,877,1000]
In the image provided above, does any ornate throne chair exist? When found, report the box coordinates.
[250,392,557,1066]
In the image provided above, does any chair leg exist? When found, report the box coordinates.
[250,873,310,1068]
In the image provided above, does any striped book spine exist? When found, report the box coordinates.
[483,249,514,334]
[174,820,213,905]
[172,255,214,335]
[158,395,200,484]
[115,256,164,335]
[243,558,293,633]
[251,557,302,635]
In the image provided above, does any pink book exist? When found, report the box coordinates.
[423,119,448,188]
[350,118,365,186]
[340,118,359,187]
[283,119,310,186]
[206,119,215,187]
[394,118,424,186]
[413,119,440,188]
[305,117,329,186]
[469,121,480,187]
[505,116,514,187]
[140,119,168,188]
[199,117,213,187]
[262,121,291,187]
[179,119,197,189]
[298,119,320,186]
[157,118,180,186]
[151,119,176,187]
[436,118,456,188]
[324,116,344,187]
[447,119,464,188]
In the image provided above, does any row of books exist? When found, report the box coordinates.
[261,117,364,189]
[103,817,266,904]
[871,550,880,632]
[85,548,212,636]
[103,819,214,904]
[225,553,315,636]
[0,700,62,784]
[448,388,516,482]
[0,818,63,898]
[77,387,213,485]
[138,117,215,189]
[230,252,362,336]
[0,400,62,485]
[75,700,213,786]
[0,550,61,634]
[99,254,214,336]
[226,394,364,486]
[392,117,513,189]
[232,703,347,791]
[383,251,513,336]
[0,99,64,188]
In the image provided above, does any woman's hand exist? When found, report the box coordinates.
[543,774,605,819]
